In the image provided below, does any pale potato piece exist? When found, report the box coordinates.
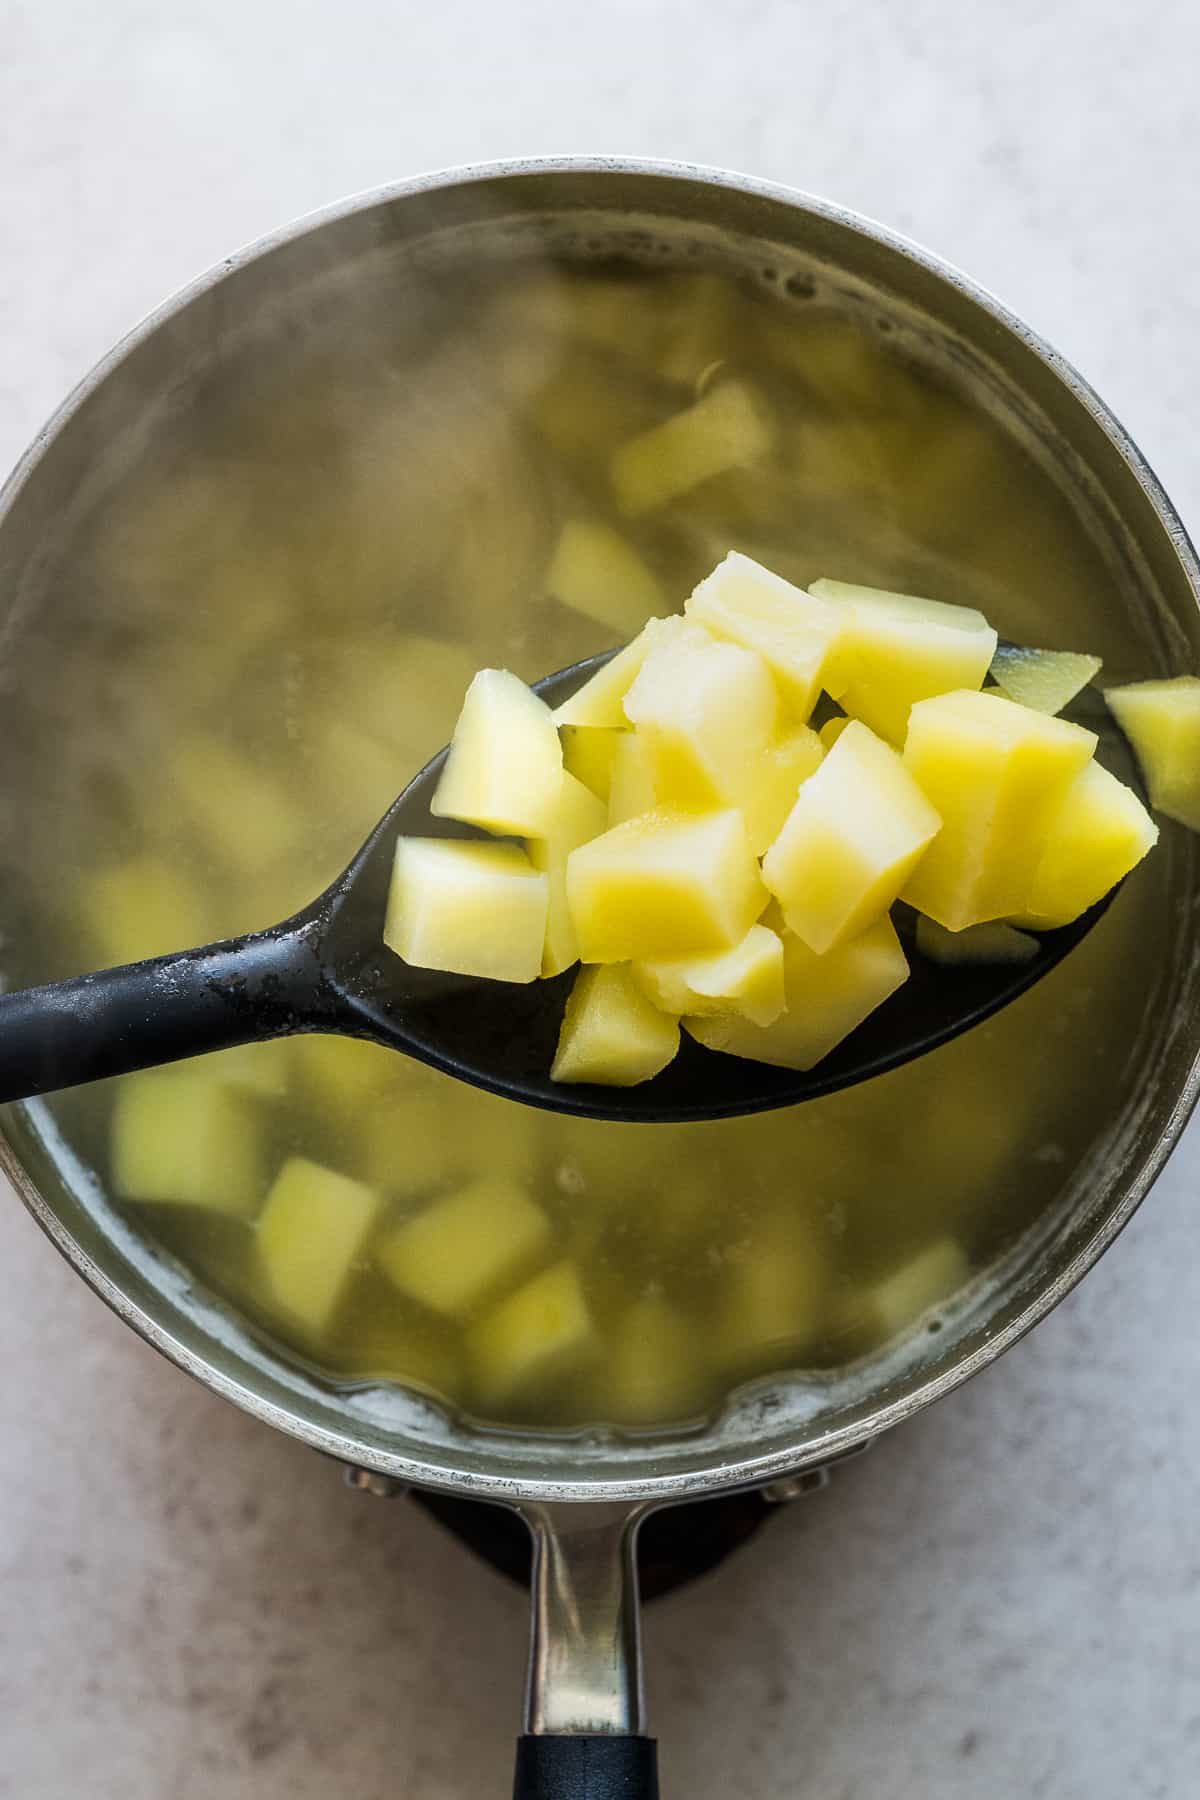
[258,1156,384,1336]
[431,668,563,837]
[526,772,609,976]
[818,715,851,751]
[335,1313,461,1402]
[686,916,909,1070]
[1104,675,1200,831]
[623,619,779,810]
[377,1174,551,1317]
[655,272,738,387]
[763,721,941,953]
[468,1261,596,1404]
[686,551,847,716]
[633,924,785,1027]
[989,645,1102,715]
[739,727,825,856]
[80,854,214,969]
[915,916,1039,966]
[551,965,681,1086]
[810,579,997,745]
[553,616,683,729]
[545,519,665,636]
[606,733,659,827]
[560,724,623,802]
[384,838,549,983]
[111,1069,267,1218]
[860,1238,970,1340]
[566,810,767,963]
[172,734,306,872]
[1009,759,1158,928]
[361,1078,539,1195]
[901,689,1096,930]
[600,1296,710,1425]
[286,1033,407,1129]
[716,1210,832,1377]
[611,380,775,516]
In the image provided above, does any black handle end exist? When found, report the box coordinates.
[513,1735,659,1800]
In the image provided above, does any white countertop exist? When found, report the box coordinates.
[3,5,1199,1794]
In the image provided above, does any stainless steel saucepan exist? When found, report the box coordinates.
[2,159,1199,1799]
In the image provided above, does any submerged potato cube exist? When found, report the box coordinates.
[560,724,623,802]
[1104,675,1200,831]
[566,810,767,962]
[384,838,549,983]
[286,1033,406,1129]
[763,721,941,953]
[377,1174,551,1317]
[989,644,1102,715]
[601,1296,710,1425]
[860,1238,970,1341]
[915,916,1039,966]
[551,965,681,1086]
[686,916,909,1070]
[740,727,825,856]
[172,734,306,872]
[611,380,774,516]
[431,668,563,837]
[633,923,785,1027]
[468,1261,596,1403]
[623,620,778,809]
[1010,758,1158,928]
[111,1070,267,1218]
[258,1157,383,1336]
[716,1211,831,1376]
[81,854,214,969]
[686,552,847,716]
[901,689,1096,930]
[818,716,851,751]
[545,519,665,637]
[553,616,684,729]
[526,772,609,976]
[606,732,659,827]
[810,579,997,745]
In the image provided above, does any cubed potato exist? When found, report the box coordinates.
[560,725,623,802]
[384,838,549,983]
[740,727,825,856]
[763,721,941,953]
[326,634,479,772]
[1104,675,1200,831]
[553,616,684,729]
[915,916,1039,965]
[809,579,998,745]
[633,923,785,1027]
[859,1238,969,1341]
[361,1077,539,1195]
[686,916,909,1070]
[80,854,215,969]
[316,720,412,831]
[468,1261,596,1404]
[191,1044,290,1100]
[611,380,775,516]
[818,716,851,751]
[335,1311,462,1403]
[286,1033,407,1129]
[686,551,847,716]
[989,645,1102,715]
[258,1156,384,1336]
[431,668,563,837]
[171,734,306,872]
[716,1210,831,1377]
[1009,759,1158,928]
[600,1296,710,1425]
[377,1174,551,1318]
[623,620,779,810]
[566,810,767,962]
[551,965,681,1086]
[111,1069,267,1218]
[544,519,665,637]
[526,772,609,976]
[606,733,660,827]
[901,689,1096,930]
[655,272,738,387]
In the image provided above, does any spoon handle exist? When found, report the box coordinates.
[0,925,334,1103]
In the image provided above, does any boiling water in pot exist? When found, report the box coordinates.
[0,251,1173,1431]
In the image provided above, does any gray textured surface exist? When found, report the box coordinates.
[2,3,1199,1794]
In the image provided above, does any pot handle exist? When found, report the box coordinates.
[511,1501,658,1800]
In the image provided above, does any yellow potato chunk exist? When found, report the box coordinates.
[286,1033,406,1129]
[740,727,825,856]
[258,1156,383,1336]
[762,721,941,953]
[601,1296,709,1425]
[1010,759,1158,928]
[566,810,767,962]
[716,1210,831,1377]
[377,1175,551,1318]
[623,621,778,809]
[111,1070,267,1218]
[611,380,774,516]
[526,772,609,977]
[810,579,998,745]
[990,645,1102,715]
[686,551,847,716]
[172,734,306,872]
[901,690,1096,930]
[553,616,683,728]
[633,924,785,1027]
[469,1261,596,1404]
[1104,675,1200,831]
[80,854,214,968]
[431,668,563,837]
[818,715,851,751]
[606,731,660,827]
[551,965,681,1086]
[545,519,665,637]
[686,916,909,1070]
[384,838,549,983]
[915,916,1039,965]
[860,1238,970,1340]
[560,724,623,802]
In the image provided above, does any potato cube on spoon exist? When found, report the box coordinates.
[431,667,563,837]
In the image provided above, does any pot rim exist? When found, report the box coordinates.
[3,154,1199,1505]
